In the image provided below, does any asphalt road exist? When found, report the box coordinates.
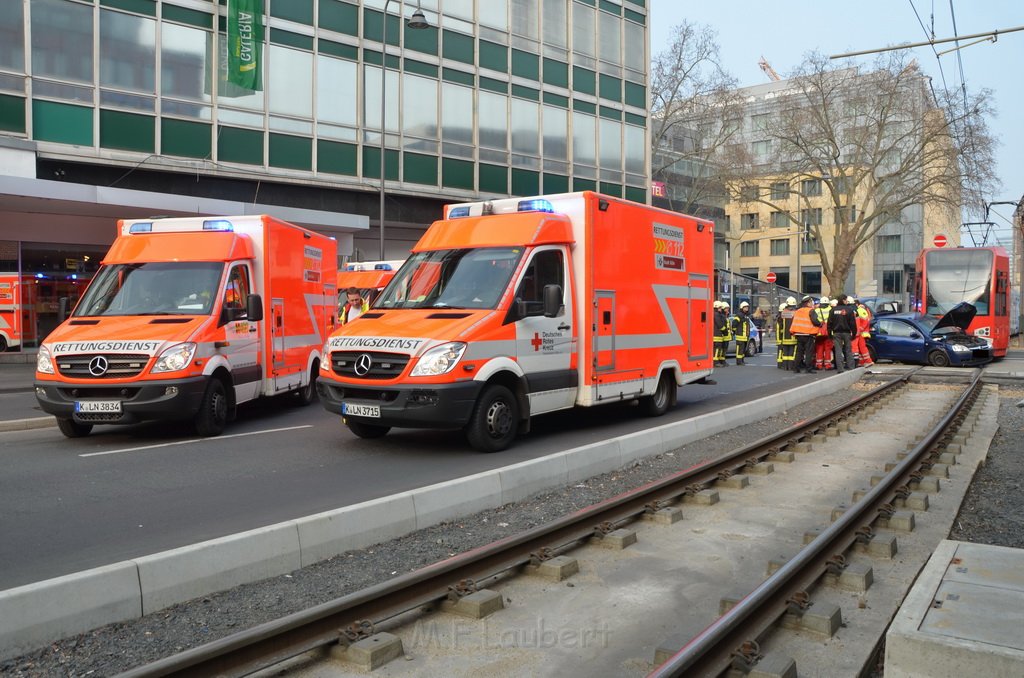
[0,349,818,590]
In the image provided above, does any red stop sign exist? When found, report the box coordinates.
[933,234,948,247]
[766,272,777,283]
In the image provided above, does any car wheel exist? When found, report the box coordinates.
[465,384,519,453]
[867,346,877,364]
[745,340,757,357]
[56,418,92,438]
[194,378,228,437]
[640,372,675,417]
[346,419,391,439]
[928,350,951,367]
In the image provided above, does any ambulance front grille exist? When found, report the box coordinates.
[331,351,410,380]
[57,354,151,379]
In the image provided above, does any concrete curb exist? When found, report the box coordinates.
[0,369,863,660]
[0,416,55,432]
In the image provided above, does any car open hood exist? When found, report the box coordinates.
[934,301,976,332]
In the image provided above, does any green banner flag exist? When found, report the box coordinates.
[227,0,263,91]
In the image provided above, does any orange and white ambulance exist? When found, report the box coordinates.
[0,274,33,352]
[318,192,714,451]
[35,215,337,438]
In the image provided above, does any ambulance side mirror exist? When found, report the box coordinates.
[246,294,264,322]
[543,284,562,318]
[58,297,69,322]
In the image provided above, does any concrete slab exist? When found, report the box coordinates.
[499,454,569,505]
[0,561,141,661]
[135,523,302,615]
[295,491,417,567]
[411,472,504,530]
[885,541,1024,678]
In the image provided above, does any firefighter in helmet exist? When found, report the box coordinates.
[731,301,751,365]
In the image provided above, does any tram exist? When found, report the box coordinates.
[912,246,1010,357]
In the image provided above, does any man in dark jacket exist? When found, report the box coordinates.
[828,293,858,372]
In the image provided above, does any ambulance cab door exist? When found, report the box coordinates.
[511,247,575,414]
[219,263,261,404]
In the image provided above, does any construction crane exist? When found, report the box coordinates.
[758,56,781,82]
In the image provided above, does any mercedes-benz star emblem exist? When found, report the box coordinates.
[88,355,110,377]
[354,353,373,376]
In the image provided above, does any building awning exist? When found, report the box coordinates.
[0,174,368,235]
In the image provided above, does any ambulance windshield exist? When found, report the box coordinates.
[74,262,225,316]
[376,247,522,310]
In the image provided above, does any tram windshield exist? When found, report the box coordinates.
[924,249,992,316]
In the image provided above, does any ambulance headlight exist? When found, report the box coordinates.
[152,343,197,373]
[411,342,467,376]
[37,346,55,374]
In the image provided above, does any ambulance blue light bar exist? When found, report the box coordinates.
[517,199,554,213]
[203,219,234,231]
[129,222,153,233]
[374,263,393,270]
[448,206,471,218]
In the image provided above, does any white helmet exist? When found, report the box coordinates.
[818,296,830,305]
[779,302,788,312]
[830,298,838,307]
[786,296,797,305]
[740,301,750,309]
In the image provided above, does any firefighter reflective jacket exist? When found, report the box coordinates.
[731,313,750,342]
[790,306,818,335]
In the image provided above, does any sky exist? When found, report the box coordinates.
[648,0,1024,248]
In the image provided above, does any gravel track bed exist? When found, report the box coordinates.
[3,382,1020,677]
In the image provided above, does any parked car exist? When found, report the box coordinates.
[866,302,992,367]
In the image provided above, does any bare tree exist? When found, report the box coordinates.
[721,51,997,293]
[649,21,742,217]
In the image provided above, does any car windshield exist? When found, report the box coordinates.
[74,262,225,316]
[376,247,522,310]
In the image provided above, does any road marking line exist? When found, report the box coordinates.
[79,425,314,457]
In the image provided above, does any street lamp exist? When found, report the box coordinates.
[379,1,430,259]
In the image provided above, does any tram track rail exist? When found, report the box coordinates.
[650,368,984,677]
[116,369,940,678]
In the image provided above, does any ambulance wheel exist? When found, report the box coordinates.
[640,372,675,417]
[465,384,519,453]
[0,336,7,352]
[195,378,228,437]
[928,350,950,368]
[56,418,92,438]
[294,362,319,406]
[346,419,390,439]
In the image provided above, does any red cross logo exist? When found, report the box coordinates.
[530,332,543,351]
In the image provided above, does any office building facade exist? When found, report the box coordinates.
[0,0,651,348]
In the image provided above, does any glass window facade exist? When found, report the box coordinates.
[7,0,649,199]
